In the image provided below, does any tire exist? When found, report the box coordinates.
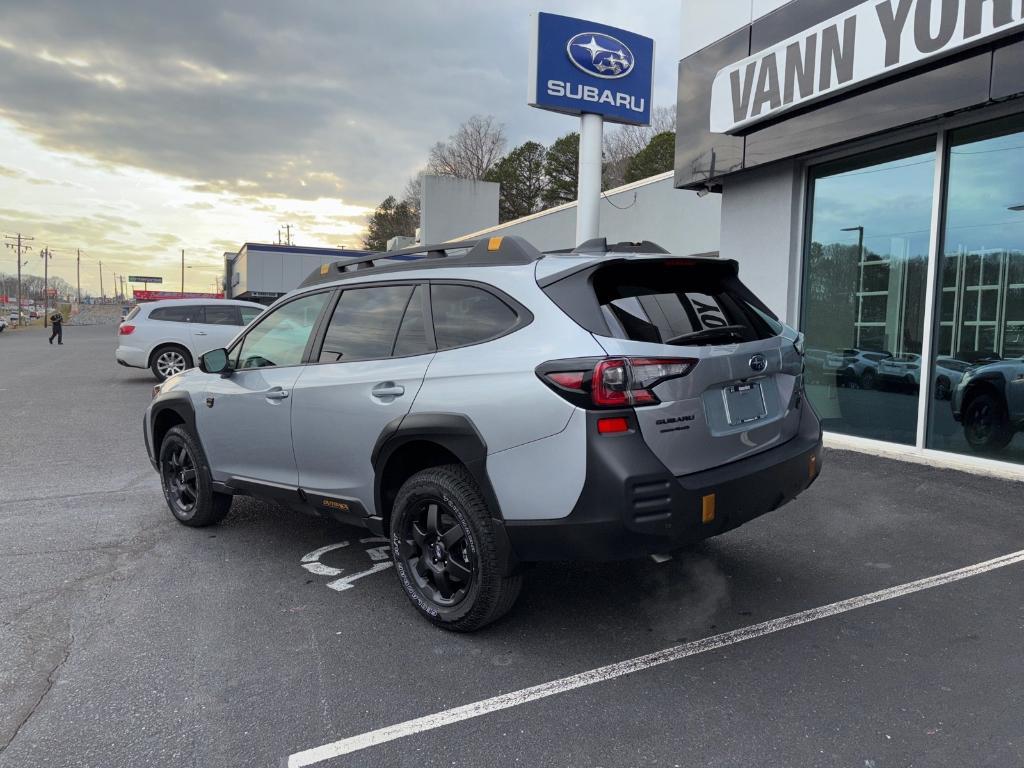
[390,464,521,632]
[151,345,193,382]
[158,425,232,526]
[962,392,1013,452]
[934,376,951,401]
[860,369,876,390]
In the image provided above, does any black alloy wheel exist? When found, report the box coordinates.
[390,464,522,631]
[158,425,232,526]
[860,369,876,390]
[935,376,951,400]
[162,439,199,520]
[399,498,475,607]
[963,392,1013,451]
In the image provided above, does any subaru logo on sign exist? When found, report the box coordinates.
[749,354,768,373]
[567,32,634,79]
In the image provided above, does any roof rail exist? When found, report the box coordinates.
[571,238,670,254]
[299,235,544,288]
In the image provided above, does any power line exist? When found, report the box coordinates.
[4,232,34,321]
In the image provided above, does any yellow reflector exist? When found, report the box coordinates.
[701,493,716,524]
[809,455,817,479]
[487,236,504,251]
[320,263,329,275]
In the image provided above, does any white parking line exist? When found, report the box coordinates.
[287,547,1024,768]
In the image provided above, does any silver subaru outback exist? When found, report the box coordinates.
[144,236,822,631]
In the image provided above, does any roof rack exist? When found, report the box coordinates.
[571,238,670,254]
[299,235,545,288]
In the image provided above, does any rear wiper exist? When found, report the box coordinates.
[665,325,746,345]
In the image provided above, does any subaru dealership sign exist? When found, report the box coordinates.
[528,12,654,125]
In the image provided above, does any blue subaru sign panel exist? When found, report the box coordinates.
[528,12,654,126]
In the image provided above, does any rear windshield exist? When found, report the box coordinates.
[553,260,781,346]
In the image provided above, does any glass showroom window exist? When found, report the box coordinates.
[801,139,936,444]
[927,115,1024,461]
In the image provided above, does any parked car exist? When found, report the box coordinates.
[878,353,921,389]
[0,316,6,332]
[952,357,1024,450]
[117,298,265,381]
[144,236,823,631]
[823,348,892,389]
[933,357,972,400]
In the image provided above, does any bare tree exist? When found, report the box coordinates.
[427,115,507,180]
[402,173,423,216]
[602,105,677,189]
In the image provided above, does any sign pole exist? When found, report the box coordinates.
[575,112,603,246]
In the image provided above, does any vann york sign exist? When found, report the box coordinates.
[710,0,1024,133]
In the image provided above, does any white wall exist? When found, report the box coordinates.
[420,175,499,244]
[238,249,343,296]
[718,160,804,323]
[457,172,722,256]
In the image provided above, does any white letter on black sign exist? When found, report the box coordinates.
[729,62,757,123]
[914,0,959,53]
[963,0,1014,38]
[876,0,914,66]
[819,17,857,91]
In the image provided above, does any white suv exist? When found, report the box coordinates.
[117,298,265,381]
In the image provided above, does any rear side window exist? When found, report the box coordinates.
[546,261,779,346]
[203,305,241,325]
[239,307,262,325]
[125,306,141,322]
[318,285,413,363]
[431,284,518,349]
[149,306,196,323]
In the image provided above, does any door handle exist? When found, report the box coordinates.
[264,388,290,400]
[194,331,208,336]
[371,383,405,398]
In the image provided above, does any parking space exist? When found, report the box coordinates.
[2,325,1023,767]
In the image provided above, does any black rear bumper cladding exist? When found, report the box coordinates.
[505,402,822,561]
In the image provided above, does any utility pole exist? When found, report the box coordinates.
[4,232,34,323]
[99,260,104,300]
[76,248,82,304]
[40,247,54,327]
[181,249,185,295]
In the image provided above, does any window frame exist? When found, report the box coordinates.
[226,288,336,371]
[428,279,533,352]
[794,100,1024,475]
[311,282,430,366]
[201,305,242,326]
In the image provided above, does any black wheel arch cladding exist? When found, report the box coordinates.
[372,412,505,525]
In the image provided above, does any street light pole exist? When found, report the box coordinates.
[181,249,185,295]
[99,261,104,300]
[76,248,82,304]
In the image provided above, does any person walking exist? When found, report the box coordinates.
[48,309,63,345]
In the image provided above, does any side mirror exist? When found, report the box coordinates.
[200,348,232,376]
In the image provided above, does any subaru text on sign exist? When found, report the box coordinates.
[528,12,654,125]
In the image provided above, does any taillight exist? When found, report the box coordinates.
[119,324,135,335]
[538,356,696,408]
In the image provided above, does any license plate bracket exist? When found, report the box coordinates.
[723,382,767,425]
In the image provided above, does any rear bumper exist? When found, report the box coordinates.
[116,344,147,368]
[505,401,822,561]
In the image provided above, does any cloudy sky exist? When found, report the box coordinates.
[0,0,680,295]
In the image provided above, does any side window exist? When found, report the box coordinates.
[234,292,329,369]
[318,285,413,363]
[430,284,518,350]
[239,307,262,325]
[149,306,196,323]
[203,305,241,325]
[393,286,431,357]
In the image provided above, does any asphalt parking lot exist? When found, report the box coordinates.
[2,324,1023,767]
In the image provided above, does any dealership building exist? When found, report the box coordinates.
[667,0,1024,474]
